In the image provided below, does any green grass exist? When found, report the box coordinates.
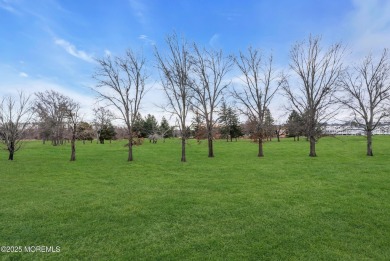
[1,136,389,260]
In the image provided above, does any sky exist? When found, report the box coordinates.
[1,0,390,123]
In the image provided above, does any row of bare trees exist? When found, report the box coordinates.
[88,33,390,160]
[1,34,389,161]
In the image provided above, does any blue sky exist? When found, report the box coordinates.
[1,0,390,121]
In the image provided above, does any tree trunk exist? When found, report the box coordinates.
[208,137,214,158]
[293,136,296,141]
[366,130,373,156]
[181,136,186,162]
[258,137,264,157]
[128,136,133,161]
[8,142,15,160]
[70,139,76,161]
[309,136,317,157]
[297,136,300,141]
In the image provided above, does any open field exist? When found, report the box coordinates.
[1,136,390,260]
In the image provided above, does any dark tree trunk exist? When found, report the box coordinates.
[309,136,317,157]
[366,130,373,156]
[297,136,300,141]
[83,140,85,144]
[277,133,280,142]
[128,135,133,161]
[70,139,76,161]
[70,126,76,161]
[8,142,15,160]
[208,137,214,157]
[258,138,264,157]
[181,136,186,162]
[293,136,296,141]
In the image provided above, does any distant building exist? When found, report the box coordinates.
[323,122,390,135]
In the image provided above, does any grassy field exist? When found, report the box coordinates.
[1,136,389,260]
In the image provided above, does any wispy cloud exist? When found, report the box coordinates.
[346,0,390,55]
[19,72,28,78]
[209,34,220,48]
[0,0,21,15]
[54,38,95,63]
[129,0,147,25]
[104,49,112,56]
[138,34,155,45]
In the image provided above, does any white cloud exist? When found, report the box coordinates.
[104,49,111,56]
[19,72,28,78]
[346,0,390,56]
[138,34,155,45]
[54,38,95,63]
[209,34,221,48]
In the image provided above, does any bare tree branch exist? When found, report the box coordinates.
[282,35,345,157]
[0,91,33,160]
[338,48,390,156]
[191,43,233,157]
[232,47,283,157]
[92,49,148,161]
[155,32,193,162]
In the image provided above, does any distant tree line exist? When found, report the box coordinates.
[1,34,389,161]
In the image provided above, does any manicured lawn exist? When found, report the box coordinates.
[1,136,389,260]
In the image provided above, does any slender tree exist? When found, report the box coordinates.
[339,49,390,156]
[232,47,282,157]
[283,35,345,156]
[0,92,33,160]
[191,44,233,157]
[93,49,148,161]
[155,33,193,162]
[66,100,81,161]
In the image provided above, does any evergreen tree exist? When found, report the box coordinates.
[286,110,304,141]
[98,123,116,144]
[264,108,274,141]
[159,116,173,141]
[142,114,159,138]
[219,101,243,141]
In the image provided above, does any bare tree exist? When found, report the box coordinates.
[93,106,114,144]
[339,49,390,156]
[93,49,147,161]
[155,33,193,162]
[191,44,233,157]
[66,100,81,161]
[34,90,71,146]
[283,35,345,157]
[232,47,282,157]
[0,92,33,160]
